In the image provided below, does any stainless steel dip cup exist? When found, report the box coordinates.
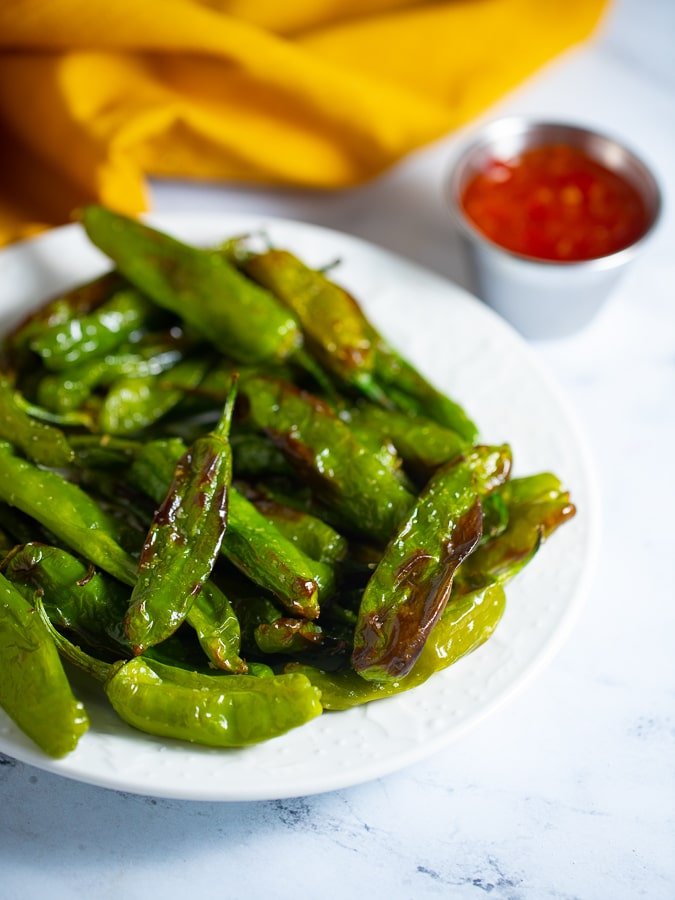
[445,118,662,338]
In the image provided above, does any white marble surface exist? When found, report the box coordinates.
[2,0,674,897]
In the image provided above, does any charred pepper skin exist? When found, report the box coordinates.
[239,374,415,545]
[81,205,303,366]
[236,244,479,443]
[125,382,237,654]
[351,445,511,682]
[130,438,333,619]
[0,573,89,758]
[289,580,506,709]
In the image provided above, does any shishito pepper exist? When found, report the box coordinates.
[37,599,322,749]
[0,440,138,586]
[235,243,478,441]
[351,445,511,682]
[3,542,246,674]
[29,287,164,371]
[130,438,333,619]
[81,206,302,366]
[0,573,89,757]
[289,579,506,709]
[238,373,415,545]
[0,373,74,468]
[125,380,237,654]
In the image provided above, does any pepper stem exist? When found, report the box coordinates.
[212,373,239,442]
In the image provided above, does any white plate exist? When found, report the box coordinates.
[0,214,598,801]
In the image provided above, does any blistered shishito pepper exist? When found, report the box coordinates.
[238,374,415,544]
[0,373,74,468]
[130,439,333,619]
[0,441,138,586]
[347,401,468,483]
[3,542,131,655]
[29,288,164,371]
[100,353,213,436]
[242,486,348,566]
[124,381,237,654]
[351,445,511,682]
[238,247,387,404]
[234,243,478,441]
[5,271,124,354]
[0,573,89,757]
[81,206,303,366]
[37,602,322,748]
[458,473,576,588]
[36,336,187,414]
[288,579,506,709]
[2,542,246,673]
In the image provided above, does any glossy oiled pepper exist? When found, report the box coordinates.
[242,485,348,566]
[3,542,131,656]
[130,438,333,619]
[5,271,124,354]
[237,246,387,404]
[125,381,237,654]
[235,244,479,444]
[81,206,302,366]
[38,603,322,748]
[0,440,138,586]
[100,353,214,436]
[0,373,74,468]
[36,336,188,414]
[29,287,163,371]
[288,580,506,709]
[0,573,89,757]
[346,401,468,483]
[2,542,245,673]
[238,374,415,545]
[458,473,576,588]
[351,445,511,681]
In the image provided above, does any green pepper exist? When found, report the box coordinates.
[29,287,164,371]
[36,338,187,414]
[347,401,468,483]
[124,381,237,653]
[238,374,415,544]
[0,572,89,757]
[288,580,506,709]
[81,206,303,366]
[0,440,138,585]
[5,271,125,354]
[0,373,74,468]
[235,244,479,445]
[351,445,510,682]
[37,602,322,749]
[130,439,334,619]
[99,353,213,435]
[254,617,324,655]
[2,542,131,655]
[242,485,348,566]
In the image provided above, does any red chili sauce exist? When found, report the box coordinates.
[461,144,649,261]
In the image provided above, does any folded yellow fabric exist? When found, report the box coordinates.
[0,0,608,246]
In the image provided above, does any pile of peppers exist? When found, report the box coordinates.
[0,206,576,757]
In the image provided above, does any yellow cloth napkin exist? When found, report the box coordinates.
[0,0,608,246]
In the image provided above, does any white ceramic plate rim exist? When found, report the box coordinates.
[0,213,599,801]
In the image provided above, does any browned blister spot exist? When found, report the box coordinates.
[356,499,484,678]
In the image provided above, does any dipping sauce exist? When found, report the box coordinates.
[461,144,650,262]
